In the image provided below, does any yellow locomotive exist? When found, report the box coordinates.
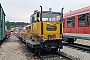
[24,6,64,52]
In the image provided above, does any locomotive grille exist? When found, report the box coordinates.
[46,26,57,31]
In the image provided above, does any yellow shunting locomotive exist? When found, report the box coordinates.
[24,6,64,52]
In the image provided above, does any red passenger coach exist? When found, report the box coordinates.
[63,6,90,43]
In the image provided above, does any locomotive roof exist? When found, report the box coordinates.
[33,11,61,18]
[42,11,60,18]
[64,6,90,18]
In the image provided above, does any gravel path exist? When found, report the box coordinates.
[75,39,90,46]
[0,35,28,60]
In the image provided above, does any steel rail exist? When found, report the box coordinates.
[63,43,90,53]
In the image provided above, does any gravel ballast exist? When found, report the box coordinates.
[0,35,28,60]
[75,39,90,46]
[61,39,90,60]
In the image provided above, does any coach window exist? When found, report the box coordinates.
[67,17,75,28]
[88,13,90,26]
[78,13,89,27]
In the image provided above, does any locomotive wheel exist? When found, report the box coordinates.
[35,50,41,54]
[68,38,75,44]
[50,49,58,52]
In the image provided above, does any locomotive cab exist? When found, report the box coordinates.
[29,6,64,51]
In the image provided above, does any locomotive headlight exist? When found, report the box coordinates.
[47,23,50,25]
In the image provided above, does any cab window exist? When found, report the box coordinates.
[31,15,35,23]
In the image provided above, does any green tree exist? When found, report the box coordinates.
[6,21,10,30]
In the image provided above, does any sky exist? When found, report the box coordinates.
[0,0,90,22]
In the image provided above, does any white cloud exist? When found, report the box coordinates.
[1,0,90,22]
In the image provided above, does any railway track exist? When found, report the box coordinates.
[33,51,73,60]
[13,32,81,60]
[26,44,74,60]
[12,32,20,39]
[63,42,90,53]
